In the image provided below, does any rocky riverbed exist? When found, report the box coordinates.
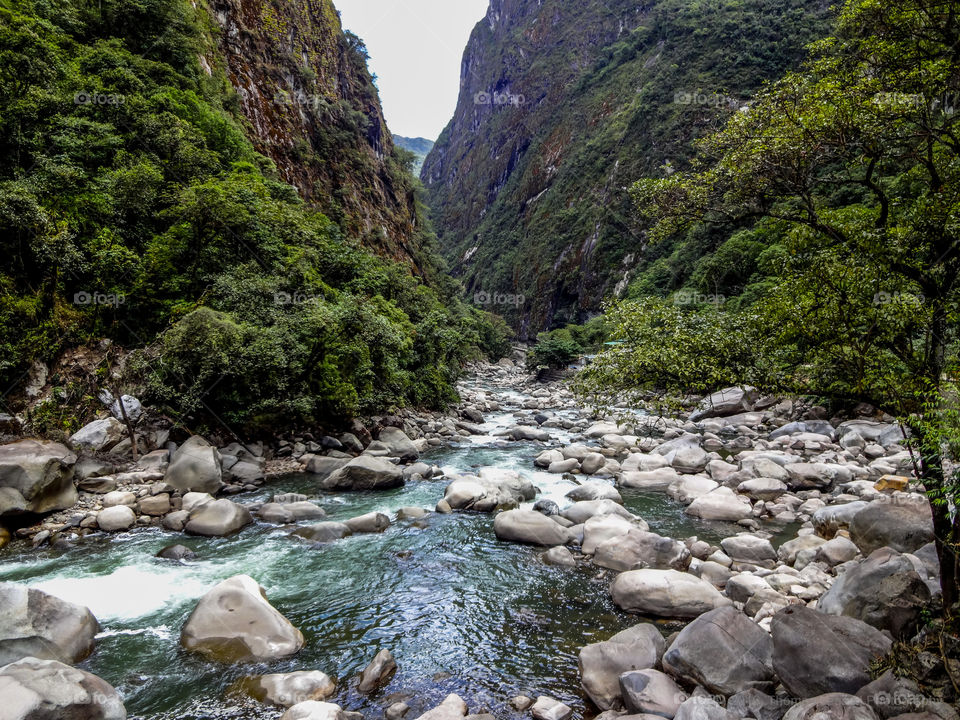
[0,361,955,720]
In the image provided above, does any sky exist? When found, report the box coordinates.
[334,0,490,140]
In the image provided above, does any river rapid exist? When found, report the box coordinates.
[0,371,788,720]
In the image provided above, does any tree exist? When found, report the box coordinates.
[620,0,959,607]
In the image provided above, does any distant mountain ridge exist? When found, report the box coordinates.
[423,0,831,336]
[393,135,435,176]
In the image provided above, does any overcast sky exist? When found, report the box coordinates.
[335,0,490,140]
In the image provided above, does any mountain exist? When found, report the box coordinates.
[422,0,831,337]
[393,135,435,177]
[0,0,504,433]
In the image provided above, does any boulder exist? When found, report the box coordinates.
[156,544,196,561]
[0,657,126,720]
[530,696,573,720]
[611,569,733,618]
[663,606,774,696]
[812,502,870,537]
[281,701,343,720]
[726,689,786,720]
[685,487,752,522]
[542,546,576,566]
[778,535,828,565]
[237,671,336,707]
[817,548,931,638]
[303,456,349,478]
[291,522,352,543]
[69,417,126,452]
[561,499,634,524]
[673,696,739,720]
[785,463,851,491]
[579,623,666,710]
[582,514,640,555]
[96,506,136,532]
[815,536,860,567]
[164,436,223,494]
[493,510,570,546]
[771,606,892,698]
[345,512,390,534]
[442,471,535,512]
[594,529,691,572]
[782,694,879,720]
[258,502,327,524]
[357,649,396,693]
[737,478,788,502]
[321,456,403,491]
[620,468,682,491]
[720,535,777,566]
[0,584,99,665]
[414,694,467,720]
[581,452,607,475]
[848,499,934,555]
[619,669,686,717]
[668,475,719,504]
[377,427,419,462]
[0,440,77,516]
[566,482,622,503]
[690,386,759,421]
[856,671,960,720]
[184,499,253,537]
[181,575,304,662]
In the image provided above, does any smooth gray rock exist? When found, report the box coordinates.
[493,510,570,546]
[620,669,686,717]
[357,649,396,693]
[377,427,419,462]
[611,569,733,618]
[0,657,126,720]
[771,606,892,698]
[184,499,253,537]
[817,547,931,638]
[291,522,353,543]
[69,418,126,452]
[782,693,879,720]
[237,670,336,707]
[180,575,303,662]
[0,440,77,516]
[848,498,934,555]
[321,456,403,491]
[663,606,774,696]
[578,623,666,710]
[594,529,691,572]
[164,436,223,494]
[0,584,99,665]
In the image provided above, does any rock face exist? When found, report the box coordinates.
[0,584,99,665]
[320,456,403,491]
[184,499,253,537]
[164,436,223,494]
[848,498,935,555]
[610,569,733,618]
[817,548,931,638]
[578,623,666,710]
[0,657,127,720]
[663,606,774,696]
[771,606,892,698]
[493,510,570,546]
[0,440,77,516]
[181,575,304,662]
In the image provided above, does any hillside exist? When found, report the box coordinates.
[423,0,831,336]
[393,135,435,177]
[0,0,504,435]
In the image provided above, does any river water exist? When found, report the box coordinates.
[0,384,756,720]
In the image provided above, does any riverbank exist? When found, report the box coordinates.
[0,361,955,720]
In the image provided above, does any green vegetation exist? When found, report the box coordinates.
[0,0,507,434]
[424,0,830,332]
[579,0,959,607]
[392,135,434,177]
[526,317,607,369]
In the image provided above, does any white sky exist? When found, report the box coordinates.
[335,0,490,140]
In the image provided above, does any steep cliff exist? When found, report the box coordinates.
[207,0,427,269]
[423,0,831,336]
